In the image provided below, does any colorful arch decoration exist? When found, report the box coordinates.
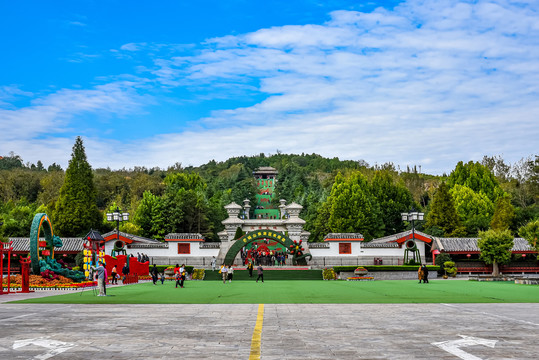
[29,213,56,274]
[223,230,312,266]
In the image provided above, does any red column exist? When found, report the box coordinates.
[18,257,34,293]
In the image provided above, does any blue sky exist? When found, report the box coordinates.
[0,0,537,174]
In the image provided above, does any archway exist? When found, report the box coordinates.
[29,213,56,274]
[223,230,311,266]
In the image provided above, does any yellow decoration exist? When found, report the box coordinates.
[85,271,89,277]
[83,249,88,256]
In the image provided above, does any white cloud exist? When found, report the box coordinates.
[120,43,147,51]
[2,0,539,174]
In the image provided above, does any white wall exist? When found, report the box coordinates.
[309,241,427,259]
[308,242,361,257]
[104,241,220,258]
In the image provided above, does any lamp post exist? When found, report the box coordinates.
[400,208,424,264]
[401,209,424,241]
[106,207,129,262]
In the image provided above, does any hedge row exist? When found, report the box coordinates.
[332,265,440,272]
[149,265,194,274]
[203,269,322,281]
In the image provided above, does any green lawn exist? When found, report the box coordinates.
[10,279,539,304]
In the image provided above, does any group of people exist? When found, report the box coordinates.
[137,252,149,263]
[219,265,235,283]
[245,249,287,267]
[174,264,187,288]
[150,264,166,285]
[220,262,264,283]
[417,264,429,283]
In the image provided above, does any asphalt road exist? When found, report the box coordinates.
[0,292,538,359]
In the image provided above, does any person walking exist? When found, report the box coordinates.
[211,257,216,271]
[160,272,165,284]
[122,263,129,283]
[174,264,181,288]
[95,261,106,296]
[256,264,264,283]
[111,265,118,285]
[422,264,429,284]
[228,265,234,283]
[418,265,424,284]
[151,264,158,285]
[221,265,229,284]
[179,264,186,288]
[247,261,253,277]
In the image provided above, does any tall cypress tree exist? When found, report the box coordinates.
[425,182,463,237]
[53,137,101,236]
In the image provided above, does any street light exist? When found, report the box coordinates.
[106,206,129,254]
[401,208,424,264]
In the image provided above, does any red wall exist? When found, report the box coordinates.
[104,254,149,276]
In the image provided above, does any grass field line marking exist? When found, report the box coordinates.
[249,304,264,360]
[441,304,539,327]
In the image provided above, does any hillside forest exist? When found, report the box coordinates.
[0,138,537,244]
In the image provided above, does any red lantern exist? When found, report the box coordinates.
[522,254,526,258]
[467,254,471,258]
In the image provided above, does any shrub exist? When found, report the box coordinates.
[192,269,205,280]
[333,265,440,272]
[162,265,194,274]
[443,261,458,277]
[322,268,336,280]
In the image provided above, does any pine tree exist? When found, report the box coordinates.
[52,137,101,236]
[425,182,463,237]
[518,219,539,253]
[490,195,515,231]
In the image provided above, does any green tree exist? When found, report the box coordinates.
[450,184,494,235]
[317,172,383,241]
[234,226,244,240]
[447,161,504,202]
[370,171,414,235]
[0,152,24,170]
[52,137,101,236]
[490,195,515,231]
[477,229,514,276]
[0,215,7,242]
[518,219,539,253]
[133,191,164,239]
[425,182,464,237]
[37,171,64,214]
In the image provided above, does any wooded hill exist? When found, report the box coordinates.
[1,143,537,243]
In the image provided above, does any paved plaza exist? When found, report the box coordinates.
[0,290,538,359]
